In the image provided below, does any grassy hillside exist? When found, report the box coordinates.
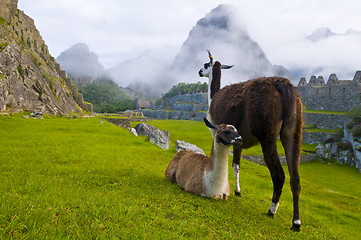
[0,115,360,239]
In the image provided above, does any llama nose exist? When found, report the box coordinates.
[232,136,243,145]
[198,70,203,76]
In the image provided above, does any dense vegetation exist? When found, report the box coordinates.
[346,104,361,137]
[162,81,208,99]
[0,114,360,239]
[78,79,137,113]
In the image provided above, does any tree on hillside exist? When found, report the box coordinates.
[79,78,137,113]
[162,81,208,99]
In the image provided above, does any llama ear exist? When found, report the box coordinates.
[207,50,214,65]
[221,65,234,69]
[204,118,218,130]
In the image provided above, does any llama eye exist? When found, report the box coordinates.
[204,64,208,69]
[224,130,231,135]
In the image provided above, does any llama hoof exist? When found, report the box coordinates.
[235,191,241,197]
[291,220,301,231]
[291,223,301,232]
[266,210,275,217]
[223,193,228,200]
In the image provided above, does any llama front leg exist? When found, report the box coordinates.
[233,146,242,196]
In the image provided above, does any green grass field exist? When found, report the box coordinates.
[0,115,360,239]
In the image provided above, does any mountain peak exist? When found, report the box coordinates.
[307,27,335,42]
[57,43,105,86]
[170,4,293,86]
[197,4,234,30]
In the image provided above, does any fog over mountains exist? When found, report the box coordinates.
[281,27,361,80]
[107,47,178,90]
[170,4,293,87]
[57,43,107,87]
[57,4,361,95]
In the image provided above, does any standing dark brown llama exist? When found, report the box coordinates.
[199,51,303,231]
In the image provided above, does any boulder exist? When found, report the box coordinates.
[344,125,361,172]
[134,123,169,149]
[175,140,205,155]
[130,128,138,137]
[123,110,133,118]
[316,144,326,158]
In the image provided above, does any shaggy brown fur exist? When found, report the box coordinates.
[166,150,211,195]
[208,76,303,231]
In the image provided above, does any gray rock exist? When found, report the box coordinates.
[175,140,205,155]
[31,111,43,118]
[134,123,169,149]
[344,124,361,172]
[130,128,138,137]
[316,143,326,158]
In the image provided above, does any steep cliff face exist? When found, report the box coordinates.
[0,0,92,115]
[0,0,18,25]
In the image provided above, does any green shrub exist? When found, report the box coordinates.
[337,141,353,151]
[346,104,361,123]
[162,81,208,99]
[0,17,7,25]
[17,65,24,76]
[0,43,9,52]
[351,125,361,137]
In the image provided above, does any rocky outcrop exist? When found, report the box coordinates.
[0,2,92,115]
[344,125,361,172]
[315,124,361,172]
[0,0,18,25]
[134,123,170,149]
[175,140,205,155]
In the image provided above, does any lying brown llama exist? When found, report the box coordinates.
[165,118,242,200]
[198,51,303,231]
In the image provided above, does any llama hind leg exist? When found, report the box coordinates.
[281,128,302,231]
[260,139,285,216]
[232,146,242,196]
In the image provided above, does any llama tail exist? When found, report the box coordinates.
[275,77,303,161]
[273,78,298,122]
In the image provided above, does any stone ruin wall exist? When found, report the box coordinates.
[297,71,361,112]
[140,93,208,121]
[298,71,361,144]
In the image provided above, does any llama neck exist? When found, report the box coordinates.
[204,139,229,197]
[208,62,221,106]
[211,140,230,175]
[207,72,213,106]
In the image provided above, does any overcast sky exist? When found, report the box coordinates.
[18,0,361,78]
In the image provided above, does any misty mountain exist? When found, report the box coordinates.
[307,27,361,42]
[307,28,336,42]
[170,4,294,86]
[287,28,361,80]
[107,47,178,91]
[57,43,107,87]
